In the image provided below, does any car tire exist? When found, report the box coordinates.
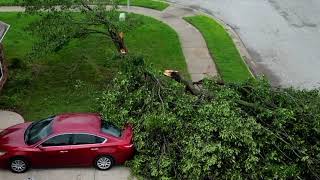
[94,155,114,171]
[9,157,29,173]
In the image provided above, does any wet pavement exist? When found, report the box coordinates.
[169,0,320,89]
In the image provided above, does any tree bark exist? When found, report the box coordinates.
[109,30,128,54]
[164,70,201,96]
[164,70,269,111]
[0,44,8,92]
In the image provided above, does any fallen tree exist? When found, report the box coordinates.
[23,0,136,55]
[99,56,320,179]
[0,44,8,92]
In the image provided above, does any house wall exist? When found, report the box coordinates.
[0,44,8,92]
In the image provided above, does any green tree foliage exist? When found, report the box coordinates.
[23,0,137,55]
[99,56,320,179]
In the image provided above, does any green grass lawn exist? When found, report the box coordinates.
[118,0,169,10]
[0,0,169,11]
[184,15,252,82]
[0,12,186,121]
[0,0,16,5]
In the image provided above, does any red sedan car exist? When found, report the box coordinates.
[0,113,134,173]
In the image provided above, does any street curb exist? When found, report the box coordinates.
[165,1,262,78]
[199,12,260,78]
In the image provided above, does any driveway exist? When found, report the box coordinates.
[0,167,134,180]
[170,0,320,89]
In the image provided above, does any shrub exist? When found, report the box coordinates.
[8,71,32,89]
[0,95,19,109]
[99,57,320,179]
[8,57,25,69]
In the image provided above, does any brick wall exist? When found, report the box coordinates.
[0,44,8,91]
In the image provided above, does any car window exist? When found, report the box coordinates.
[42,134,72,147]
[101,121,122,137]
[73,134,105,145]
[25,116,54,145]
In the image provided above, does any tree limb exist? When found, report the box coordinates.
[164,70,201,96]
[83,28,109,35]
[163,70,274,112]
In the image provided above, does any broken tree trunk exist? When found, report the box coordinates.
[0,44,8,92]
[164,70,201,96]
[109,30,128,54]
[164,70,270,112]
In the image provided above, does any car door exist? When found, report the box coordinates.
[68,133,106,166]
[31,134,74,168]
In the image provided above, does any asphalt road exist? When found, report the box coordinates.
[170,0,320,89]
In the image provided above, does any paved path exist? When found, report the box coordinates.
[0,5,218,82]
[0,167,134,180]
[0,110,24,131]
[169,0,320,89]
[122,6,218,82]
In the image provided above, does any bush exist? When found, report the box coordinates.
[8,71,32,89]
[99,56,320,179]
[8,57,25,69]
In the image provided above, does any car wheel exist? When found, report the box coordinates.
[95,155,114,170]
[9,157,29,173]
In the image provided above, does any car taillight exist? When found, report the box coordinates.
[0,150,6,156]
[123,144,134,148]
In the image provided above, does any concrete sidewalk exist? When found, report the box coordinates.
[0,5,218,82]
[0,110,24,131]
[0,166,135,180]
[121,6,218,82]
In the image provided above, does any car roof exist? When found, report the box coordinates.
[51,113,102,134]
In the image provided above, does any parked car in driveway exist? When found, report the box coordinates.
[0,113,134,173]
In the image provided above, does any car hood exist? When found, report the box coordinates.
[0,122,31,149]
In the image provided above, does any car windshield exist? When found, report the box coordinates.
[101,120,122,137]
[25,116,54,145]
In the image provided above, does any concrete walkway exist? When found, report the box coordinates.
[0,166,134,180]
[0,110,24,131]
[121,6,218,82]
[0,5,218,82]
